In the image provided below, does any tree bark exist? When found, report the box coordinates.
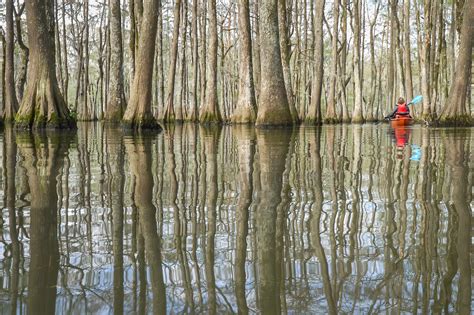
[15,0,75,129]
[4,0,19,122]
[255,0,293,126]
[439,0,473,125]
[200,0,222,123]
[122,0,161,129]
[105,0,125,122]
[163,0,182,123]
[232,0,257,123]
[306,0,325,124]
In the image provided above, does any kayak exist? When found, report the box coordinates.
[390,115,413,127]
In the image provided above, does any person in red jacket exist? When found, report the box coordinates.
[385,97,411,119]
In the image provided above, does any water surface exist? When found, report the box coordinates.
[0,123,472,314]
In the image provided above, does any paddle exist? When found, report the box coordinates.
[408,95,423,105]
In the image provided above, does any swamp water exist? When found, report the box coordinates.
[0,123,472,314]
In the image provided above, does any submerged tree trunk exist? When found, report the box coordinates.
[105,0,125,122]
[255,0,293,126]
[439,0,473,125]
[232,0,257,123]
[4,0,19,122]
[15,0,75,129]
[200,0,222,123]
[306,0,325,124]
[122,0,160,129]
[163,0,182,123]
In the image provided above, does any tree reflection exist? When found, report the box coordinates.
[125,133,166,314]
[255,129,291,314]
[16,131,72,314]
[0,124,470,314]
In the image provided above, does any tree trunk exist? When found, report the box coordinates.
[420,0,434,121]
[4,0,19,122]
[351,0,365,123]
[403,0,413,102]
[339,0,350,122]
[255,0,293,126]
[163,0,182,123]
[190,0,199,121]
[122,0,161,129]
[105,0,125,122]
[61,0,68,105]
[0,33,5,122]
[278,0,299,122]
[325,0,340,123]
[306,0,325,124]
[199,0,207,113]
[439,0,473,125]
[156,1,164,118]
[15,0,75,129]
[14,3,29,103]
[232,0,257,123]
[200,0,222,123]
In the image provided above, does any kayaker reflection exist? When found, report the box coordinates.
[385,97,411,119]
[393,125,411,158]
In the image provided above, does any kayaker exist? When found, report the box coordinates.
[385,97,411,119]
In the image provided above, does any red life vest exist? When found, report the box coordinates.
[397,102,409,114]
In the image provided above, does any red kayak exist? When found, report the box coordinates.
[390,115,413,127]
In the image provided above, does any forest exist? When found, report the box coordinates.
[0,0,472,128]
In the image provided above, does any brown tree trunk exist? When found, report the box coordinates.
[199,0,207,113]
[352,0,365,123]
[4,0,19,122]
[61,0,68,105]
[404,0,414,102]
[325,0,340,123]
[278,0,299,122]
[420,0,434,121]
[232,0,257,123]
[105,0,125,122]
[255,0,293,126]
[439,0,473,125]
[0,33,5,122]
[163,0,182,122]
[122,0,160,129]
[15,0,75,129]
[14,3,29,103]
[306,0,325,124]
[200,0,222,123]
[190,0,199,121]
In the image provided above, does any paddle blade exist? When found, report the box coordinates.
[409,95,423,105]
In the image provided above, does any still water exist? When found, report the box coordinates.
[0,123,472,314]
